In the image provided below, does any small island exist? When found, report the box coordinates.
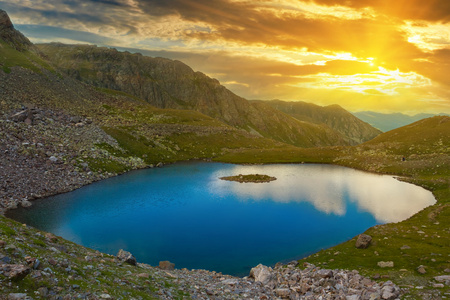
[220,174,277,183]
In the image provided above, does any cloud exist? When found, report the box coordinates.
[15,24,116,44]
[2,0,450,113]
[310,0,450,22]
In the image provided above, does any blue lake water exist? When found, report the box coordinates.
[7,162,435,276]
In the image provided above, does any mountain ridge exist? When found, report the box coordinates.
[36,42,364,148]
[255,99,381,144]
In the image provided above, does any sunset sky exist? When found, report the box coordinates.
[2,0,450,114]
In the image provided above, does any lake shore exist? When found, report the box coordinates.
[1,151,448,298]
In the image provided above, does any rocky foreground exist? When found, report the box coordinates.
[0,215,406,300]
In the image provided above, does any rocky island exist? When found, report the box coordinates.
[220,174,277,183]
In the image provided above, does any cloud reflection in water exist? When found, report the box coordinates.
[210,164,435,223]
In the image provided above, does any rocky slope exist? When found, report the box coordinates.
[1,214,404,299]
[258,100,381,145]
[36,43,351,148]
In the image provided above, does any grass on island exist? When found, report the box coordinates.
[220,174,277,183]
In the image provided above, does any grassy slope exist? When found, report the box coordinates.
[216,116,450,298]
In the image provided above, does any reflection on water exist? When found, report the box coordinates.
[7,162,436,276]
[211,164,435,223]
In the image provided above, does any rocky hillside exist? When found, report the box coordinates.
[0,9,285,214]
[36,43,352,148]
[258,100,381,145]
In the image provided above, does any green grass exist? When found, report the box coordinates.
[0,41,55,74]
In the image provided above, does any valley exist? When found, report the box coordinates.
[0,9,449,299]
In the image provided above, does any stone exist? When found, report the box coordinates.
[100,294,112,299]
[377,261,394,268]
[400,245,411,250]
[274,288,290,298]
[355,234,372,249]
[434,275,450,284]
[316,269,333,278]
[156,162,163,168]
[20,200,32,208]
[49,156,58,163]
[346,295,360,300]
[2,264,31,280]
[159,260,175,270]
[7,293,32,300]
[45,232,58,242]
[117,249,137,266]
[249,264,275,287]
[416,266,427,274]
[381,284,399,300]
[38,287,48,297]
[137,273,149,278]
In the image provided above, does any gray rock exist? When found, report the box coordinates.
[249,264,275,288]
[20,200,32,208]
[381,284,399,300]
[355,234,372,249]
[117,249,137,266]
[7,293,32,300]
[377,261,394,268]
[434,275,450,284]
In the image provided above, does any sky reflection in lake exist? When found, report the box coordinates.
[210,164,435,223]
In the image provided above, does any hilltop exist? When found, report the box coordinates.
[257,99,381,145]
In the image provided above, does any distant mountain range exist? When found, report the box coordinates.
[353,111,450,132]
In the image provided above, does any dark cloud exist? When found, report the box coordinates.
[309,0,450,22]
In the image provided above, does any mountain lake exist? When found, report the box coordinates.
[7,162,436,276]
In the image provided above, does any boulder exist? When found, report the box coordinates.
[355,234,372,249]
[434,275,450,284]
[0,264,31,280]
[117,249,137,266]
[159,260,175,270]
[249,264,275,287]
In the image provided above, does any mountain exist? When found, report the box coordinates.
[36,43,352,148]
[352,111,449,132]
[362,115,450,155]
[1,9,289,213]
[257,100,381,144]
